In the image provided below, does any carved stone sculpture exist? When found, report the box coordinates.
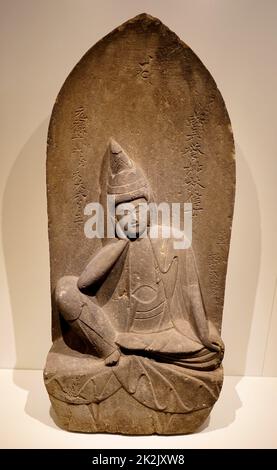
[44,14,235,434]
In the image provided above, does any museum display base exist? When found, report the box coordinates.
[1,370,276,448]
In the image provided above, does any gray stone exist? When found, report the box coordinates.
[44,13,235,435]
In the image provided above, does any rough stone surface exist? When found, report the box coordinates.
[44,13,235,435]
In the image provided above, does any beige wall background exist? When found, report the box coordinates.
[0,0,276,376]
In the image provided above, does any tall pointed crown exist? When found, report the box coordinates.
[107,138,150,204]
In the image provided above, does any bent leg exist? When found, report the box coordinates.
[55,276,119,361]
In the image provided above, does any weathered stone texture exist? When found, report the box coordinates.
[44,13,235,434]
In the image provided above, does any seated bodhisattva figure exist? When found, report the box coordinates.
[55,139,224,371]
[43,14,235,435]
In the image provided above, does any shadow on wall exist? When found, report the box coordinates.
[2,117,56,428]
[2,124,260,431]
[198,376,242,434]
[221,142,262,376]
[2,118,51,372]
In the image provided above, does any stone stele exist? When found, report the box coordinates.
[44,13,235,435]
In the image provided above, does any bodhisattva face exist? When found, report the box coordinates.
[115,197,149,239]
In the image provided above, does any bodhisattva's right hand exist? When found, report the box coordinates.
[78,239,129,291]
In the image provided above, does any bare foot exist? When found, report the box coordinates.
[105,349,120,366]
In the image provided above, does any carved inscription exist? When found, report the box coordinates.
[137,54,153,82]
[208,230,228,310]
[183,89,216,216]
[71,106,88,228]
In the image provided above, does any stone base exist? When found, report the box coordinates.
[44,339,223,435]
[49,391,211,435]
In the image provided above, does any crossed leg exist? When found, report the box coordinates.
[55,276,120,365]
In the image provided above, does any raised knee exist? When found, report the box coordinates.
[55,276,82,321]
